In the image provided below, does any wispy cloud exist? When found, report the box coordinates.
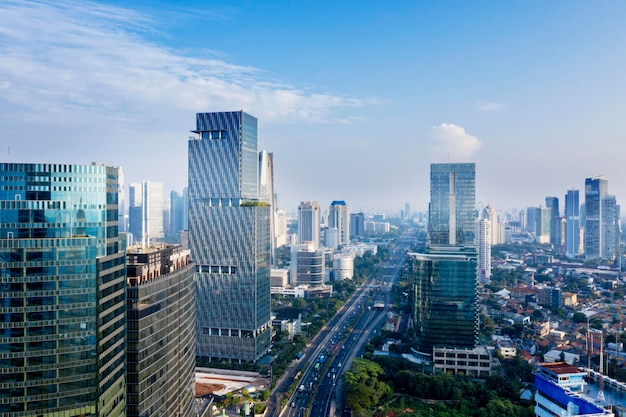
[474,100,506,112]
[0,0,375,127]
[430,123,482,162]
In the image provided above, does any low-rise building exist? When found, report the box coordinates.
[432,346,493,377]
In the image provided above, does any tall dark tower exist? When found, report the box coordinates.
[188,111,271,363]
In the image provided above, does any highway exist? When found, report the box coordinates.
[274,232,413,417]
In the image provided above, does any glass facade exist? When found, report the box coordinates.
[565,189,580,258]
[410,247,479,352]
[0,162,126,416]
[189,111,271,362]
[429,163,476,246]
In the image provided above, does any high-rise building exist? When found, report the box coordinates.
[565,189,581,258]
[259,150,276,265]
[298,201,320,248]
[188,111,271,362]
[126,244,196,417]
[127,181,164,245]
[129,182,143,243]
[169,190,184,239]
[429,163,476,245]
[482,204,499,246]
[584,176,608,260]
[476,217,491,284]
[0,162,126,416]
[349,212,365,239]
[410,246,479,352]
[290,242,325,286]
[601,195,620,260]
[328,200,350,246]
[546,196,561,248]
[410,162,478,354]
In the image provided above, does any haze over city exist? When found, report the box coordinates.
[2,0,626,213]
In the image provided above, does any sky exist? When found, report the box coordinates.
[1,1,626,215]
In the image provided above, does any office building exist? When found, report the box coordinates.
[410,162,479,354]
[169,190,185,239]
[297,201,320,248]
[188,111,271,363]
[350,212,365,239]
[584,176,608,260]
[328,200,350,246]
[290,242,325,286]
[126,244,196,417]
[601,195,620,261]
[546,196,560,247]
[0,162,126,416]
[428,163,476,245]
[410,246,478,352]
[565,189,581,258]
[127,181,164,245]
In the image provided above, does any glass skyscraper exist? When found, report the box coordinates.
[188,111,271,363]
[584,176,608,260]
[0,162,126,416]
[429,163,476,246]
[410,162,478,353]
[565,189,580,258]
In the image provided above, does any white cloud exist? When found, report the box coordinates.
[474,100,506,112]
[430,123,482,162]
[0,0,375,126]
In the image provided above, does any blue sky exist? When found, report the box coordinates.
[2,1,626,215]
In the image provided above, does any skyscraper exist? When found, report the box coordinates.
[259,151,276,265]
[429,163,476,245]
[188,111,271,362]
[476,217,491,284]
[298,201,321,248]
[126,244,196,417]
[545,196,560,248]
[0,162,126,416]
[584,176,608,260]
[328,200,350,247]
[410,162,478,353]
[127,181,164,245]
[349,212,365,239]
[565,189,581,258]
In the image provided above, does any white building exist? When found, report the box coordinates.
[298,201,321,248]
[333,253,354,281]
[476,217,491,284]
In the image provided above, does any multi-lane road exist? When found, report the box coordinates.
[273,233,413,417]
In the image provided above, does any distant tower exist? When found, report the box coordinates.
[565,189,581,258]
[545,196,560,247]
[476,217,491,284]
[482,204,498,245]
[188,110,271,363]
[298,201,321,248]
[350,212,365,239]
[328,200,350,246]
[585,176,608,260]
[259,150,276,264]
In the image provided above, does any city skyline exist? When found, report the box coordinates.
[2,1,626,213]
